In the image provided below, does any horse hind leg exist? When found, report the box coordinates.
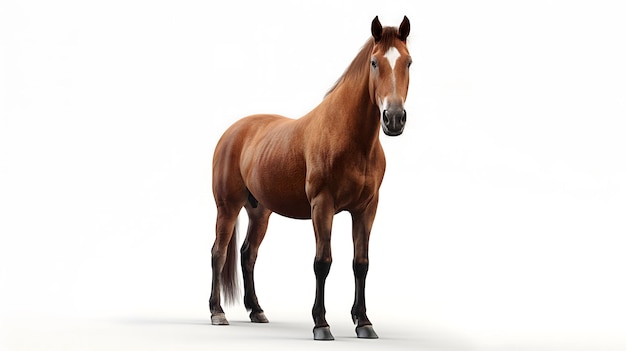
[210,186,247,325]
[209,204,241,325]
[241,200,272,323]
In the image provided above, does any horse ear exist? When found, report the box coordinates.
[371,16,383,42]
[398,16,410,41]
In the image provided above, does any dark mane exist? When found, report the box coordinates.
[325,27,401,97]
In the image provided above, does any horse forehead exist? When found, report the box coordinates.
[383,46,401,70]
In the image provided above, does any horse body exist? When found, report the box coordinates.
[210,16,411,340]
[214,82,385,218]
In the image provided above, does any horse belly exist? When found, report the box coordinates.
[247,165,311,219]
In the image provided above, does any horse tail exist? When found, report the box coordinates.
[221,218,240,305]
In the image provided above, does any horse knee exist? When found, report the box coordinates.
[353,260,369,279]
[314,259,332,278]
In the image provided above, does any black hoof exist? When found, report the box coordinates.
[211,313,229,325]
[313,326,334,340]
[356,325,378,339]
[250,311,269,323]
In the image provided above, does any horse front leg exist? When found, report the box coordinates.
[350,198,379,338]
[310,193,335,340]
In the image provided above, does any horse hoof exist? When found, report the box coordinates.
[250,311,269,323]
[356,325,378,339]
[313,326,335,340]
[211,313,229,325]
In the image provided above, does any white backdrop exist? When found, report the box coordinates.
[2,1,625,350]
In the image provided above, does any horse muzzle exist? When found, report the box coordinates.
[381,108,406,136]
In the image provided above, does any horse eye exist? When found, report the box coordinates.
[371,59,378,69]
[407,60,413,68]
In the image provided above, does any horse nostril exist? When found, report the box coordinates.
[401,110,407,124]
[382,110,390,125]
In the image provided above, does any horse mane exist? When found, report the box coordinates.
[325,27,401,97]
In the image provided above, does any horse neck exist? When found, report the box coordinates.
[319,77,381,152]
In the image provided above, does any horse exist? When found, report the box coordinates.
[209,16,412,340]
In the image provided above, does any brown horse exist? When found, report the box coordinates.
[210,16,412,340]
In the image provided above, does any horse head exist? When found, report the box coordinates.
[369,16,411,136]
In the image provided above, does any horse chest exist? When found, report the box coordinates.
[306,153,384,209]
[338,165,381,201]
